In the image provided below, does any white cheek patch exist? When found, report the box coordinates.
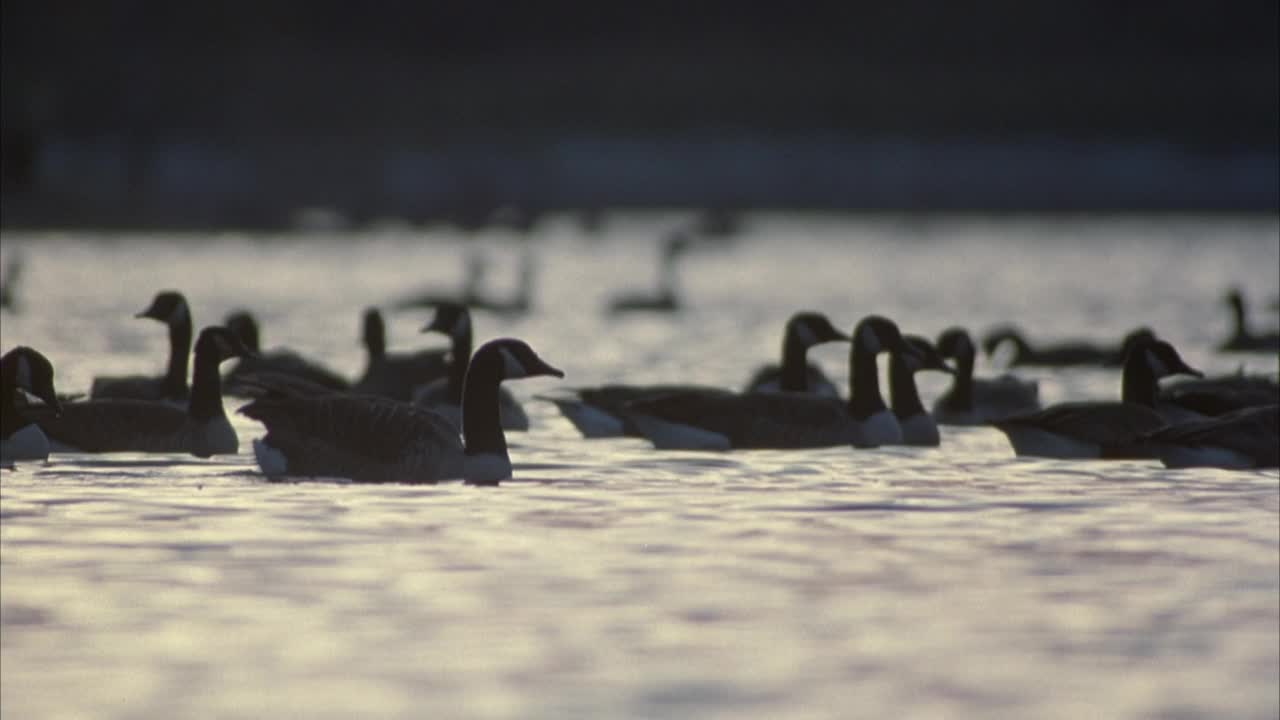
[795,322,818,347]
[13,354,33,391]
[499,347,527,378]
[1144,348,1169,376]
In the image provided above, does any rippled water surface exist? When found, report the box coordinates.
[2,215,1279,719]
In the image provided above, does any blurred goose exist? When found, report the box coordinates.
[1158,373,1280,419]
[607,229,693,314]
[353,307,450,402]
[2,347,63,461]
[1218,288,1280,352]
[742,311,848,396]
[889,336,954,446]
[624,315,924,450]
[242,338,563,484]
[983,325,1154,368]
[222,310,350,396]
[932,327,1040,425]
[28,327,252,457]
[1141,404,1279,469]
[991,338,1202,459]
[412,302,528,429]
[91,290,193,403]
[0,254,23,311]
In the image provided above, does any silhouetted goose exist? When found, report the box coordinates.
[982,325,1154,368]
[2,347,62,461]
[242,338,563,484]
[1141,404,1279,469]
[222,310,350,396]
[90,290,193,403]
[932,327,1040,425]
[991,338,1203,459]
[1218,288,1280,352]
[1157,373,1280,419]
[607,229,693,314]
[353,308,450,402]
[742,311,848,396]
[625,315,924,450]
[889,336,954,446]
[29,327,252,457]
[412,303,527,429]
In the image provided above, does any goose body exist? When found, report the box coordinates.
[411,302,528,430]
[1218,288,1280,352]
[626,316,923,450]
[742,312,847,396]
[1,347,62,461]
[607,230,692,314]
[32,327,251,457]
[91,290,193,403]
[1142,404,1279,469]
[889,336,954,446]
[991,338,1203,459]
[1158,374,1280,418]
[243,338,563,484]
[353,308,450,402]
[222,311,350,396]
[932,328,1040,425]
[983,326,1154,368]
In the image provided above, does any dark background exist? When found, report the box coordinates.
[3,1,1278,229]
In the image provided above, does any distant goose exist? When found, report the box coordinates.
[242,338,563,484]
[991,338,1202,459]
[1218,288,1280,352]
[352,308,450,402]
[932,327,1040,425]
[1157,373,1280,419]
[889,336,955,446]
[624,315,924,450]
[0,254,23,311]
[1141,404,1279,469]
[982,325,1154,368]
[28,327,252,457]
[222,310,350,396]
[91,290,193,403]
[741,311,849,396]
[412,302,528,429]
[607,229,693,314]
[2,347,63,461]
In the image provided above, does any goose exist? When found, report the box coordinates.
[1218,288,1280,352]
[27,326,252,457]
[607,229,693,314]
[741,311,849,396]
[982,325,1154,368]
[1157,373,1280,418]
[90,290,193,403]
[352,307,450,402]
[242,338,563,484]
[2,347,63,461]
[222,310,350,396]
[411,302,528,429]
[1141,404,1279,469]
[624,315,924,450]
[932,327,1040,425]
[541,312,848,439]
[889,336,955,446]
[990,337,1203,459]
[0,253,22,311]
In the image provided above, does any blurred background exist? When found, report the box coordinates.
[2,1,1277,230]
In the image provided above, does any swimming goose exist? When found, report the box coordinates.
[1141,404,1279,469]
[411,302,528,429]
[607,229,693,314]
[352,307,450,402]
[242,338,563,484]
[624,315,924,450]
[1218,288,1280,352]
[932,327,1040,425]
[990,338,1203,459]
[222,310,350,396]
[1157,373,1280,418]
[90,290,193,403]
[889,336,954,446]
[741,311,848,396]
[28,327,252,457]
[982,325,1154,368]
[2,347,63,461]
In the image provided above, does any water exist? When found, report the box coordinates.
[2,214,1278,719]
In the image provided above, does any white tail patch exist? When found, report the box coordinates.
[549,399,626,438]
[630,414,732,450]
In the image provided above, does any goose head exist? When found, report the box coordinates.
[3,346,61,415]
[473,338,564,383]
[854,315,921,366]
[981,325,1030,358]
[788,312,850,349]
[196,326,258,364]
[1129,338,1202,381]
[935,327,977,364]
[135,290,190,326]
[903,335,955,374]
[224,310,262,353]
[421,301,472,343]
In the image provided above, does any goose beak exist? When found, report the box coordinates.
[531,357,565,379]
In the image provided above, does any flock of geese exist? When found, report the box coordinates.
[2,245,1279,481]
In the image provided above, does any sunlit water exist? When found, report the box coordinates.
[2,214,1278,720]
